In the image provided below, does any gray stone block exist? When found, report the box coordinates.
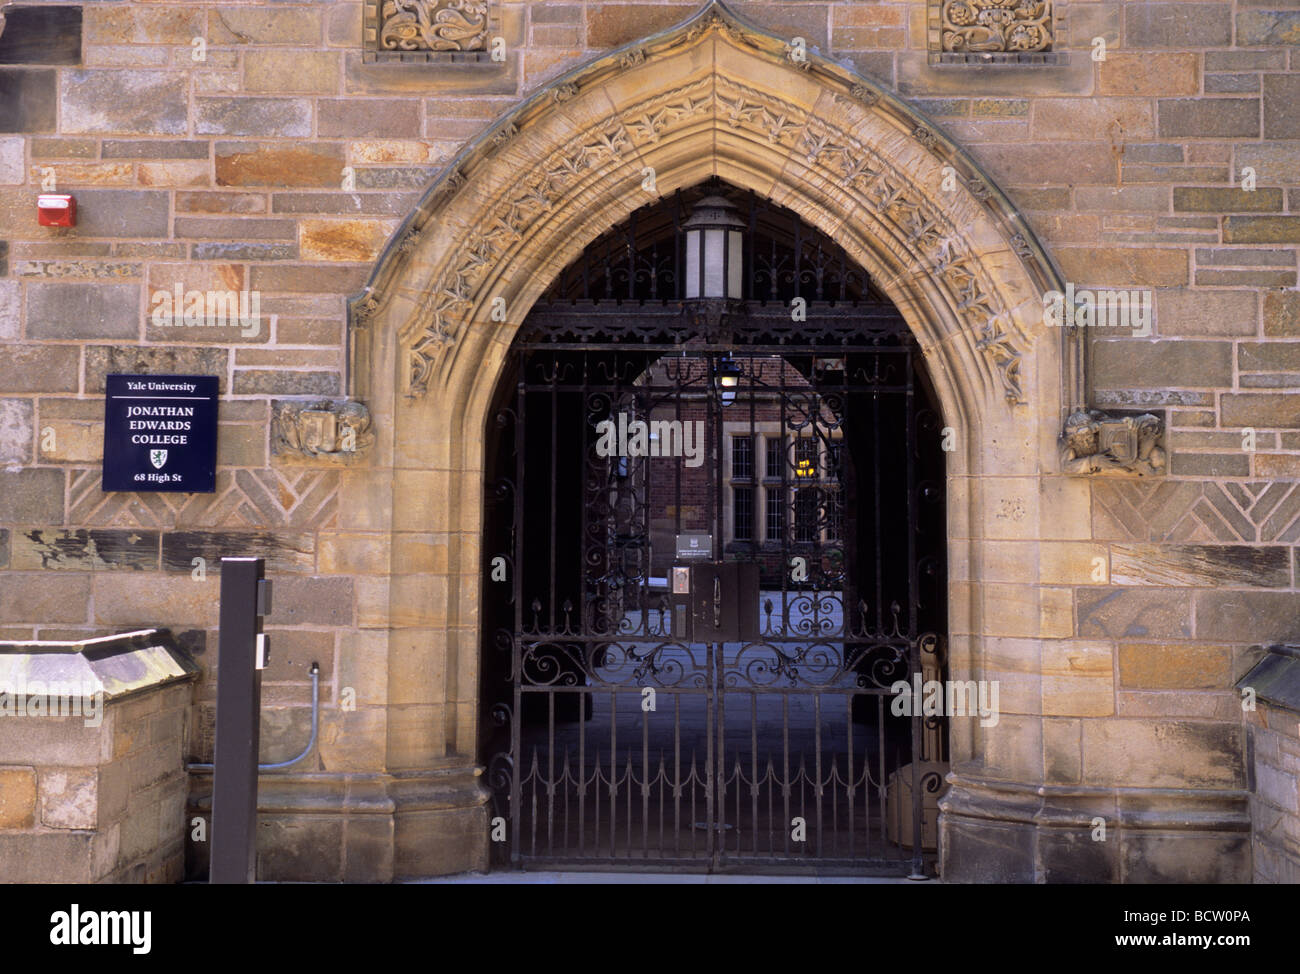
[1158,98,1260,138]
[232,370,341,396]
[0,468,65,523]
[26,282,140,340]
[1237,10,1300,46]
[1126,4,1232,46]
[1122,832,1251,883]
[196,98,312,138]
[939,816,1036,882]
[0,6,82,66]
[1264,74,1300,140]
[85,345,228,394]
[1093,340,1233,390]
[68,190,171,238]
[0,715,111,767]
[61,70,188,136]
[1037,826,1121,883]
[0,68,56,133]
[0,831,109,883]
[1077,588,1193,640]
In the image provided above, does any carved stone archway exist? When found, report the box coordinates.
[347,1,1088,879]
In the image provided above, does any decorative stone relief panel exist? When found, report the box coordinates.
[272,400,375,464]
[1061,408,1166,477]
[364,0,496,61]
[929,0,1064,65]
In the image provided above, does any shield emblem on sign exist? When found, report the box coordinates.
[150,449,168,469]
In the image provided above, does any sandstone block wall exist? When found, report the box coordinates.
[0,0,1296,880]
[0,681,193,883]
[1248,699,1300,883]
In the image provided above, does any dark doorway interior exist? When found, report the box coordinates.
[479,182,948,874]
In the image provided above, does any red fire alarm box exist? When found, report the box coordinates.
[38,194,76,227]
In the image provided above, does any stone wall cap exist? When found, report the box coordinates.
[1238,645,1300,714]
[0,628,200,703]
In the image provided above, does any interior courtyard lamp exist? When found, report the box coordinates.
[715,354,742,407]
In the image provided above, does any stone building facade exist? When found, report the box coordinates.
[0,0,1297,882]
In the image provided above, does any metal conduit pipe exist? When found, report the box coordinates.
[187,662,320,772]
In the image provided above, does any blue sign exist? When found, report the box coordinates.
[102,374,219,493]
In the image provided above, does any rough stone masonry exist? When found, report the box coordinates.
[0,0,1297,882]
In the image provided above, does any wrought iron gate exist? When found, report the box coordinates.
[480,185,947,874]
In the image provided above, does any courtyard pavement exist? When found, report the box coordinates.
[412,870,923,884]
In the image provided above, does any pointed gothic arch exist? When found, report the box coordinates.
[347,1,1092,879]
[350,2,1077,420]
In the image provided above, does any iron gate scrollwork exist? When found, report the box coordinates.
[480,183,948,874]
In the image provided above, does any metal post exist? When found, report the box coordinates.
[210,557,269,884]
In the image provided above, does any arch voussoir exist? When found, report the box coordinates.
[377,44,1055,416]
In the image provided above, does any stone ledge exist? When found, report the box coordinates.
[940,773,1251,832]
[0,628,200,705]
[185,767,491,882]
[929,52,1066,68]
[940,773,1253,881]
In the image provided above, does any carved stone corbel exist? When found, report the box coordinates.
[1060,408,1165,477]
[491,122,518,147]
[849,84,880,107]
[396,228,423,255]
[272,399,375,464]
[353,292,381,324]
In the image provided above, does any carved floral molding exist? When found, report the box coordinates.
[940,0,1053,54]
[400,76,1030,405]
[366,0,491,58]
[353,4,1060,411]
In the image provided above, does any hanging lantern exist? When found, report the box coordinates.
[715,354,742,407]
[681,194,745,300]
